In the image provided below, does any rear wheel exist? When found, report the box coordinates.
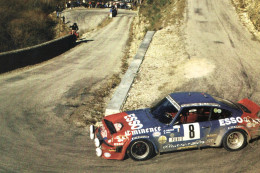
[128,140,153,161]
[223,130,247,151]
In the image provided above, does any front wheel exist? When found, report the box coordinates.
[223,130,247,151]
[127,140,154,161]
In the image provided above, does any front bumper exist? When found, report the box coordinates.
[89,125,126,160]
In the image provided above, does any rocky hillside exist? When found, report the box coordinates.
[232,0,260,38]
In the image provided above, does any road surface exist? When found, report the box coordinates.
[0,2,260,173]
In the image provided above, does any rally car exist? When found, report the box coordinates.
[90,92,260,161]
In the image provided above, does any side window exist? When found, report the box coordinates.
[210,108,232,120]
[176,107,211,124]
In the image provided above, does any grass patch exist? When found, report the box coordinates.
[69,74,121,126]
[139,0,186,31]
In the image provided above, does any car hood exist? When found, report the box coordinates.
[104,108,159,135]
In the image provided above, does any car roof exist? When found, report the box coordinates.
[169,92,219,107]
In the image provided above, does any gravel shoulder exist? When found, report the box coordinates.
[124,0,260,112]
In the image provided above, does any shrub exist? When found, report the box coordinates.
[0,0,64,52]
[140,0,171,31]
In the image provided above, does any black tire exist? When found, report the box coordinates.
[223,130,247,151]
[127,140,154,161]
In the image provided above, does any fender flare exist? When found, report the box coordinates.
[221,127,250,145]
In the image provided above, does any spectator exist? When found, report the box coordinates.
[67,1,71,9]
[70,23,79,35]
[56,5,60,18]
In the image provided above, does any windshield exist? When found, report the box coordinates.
[151,98,179,124]
[104,119,117,134]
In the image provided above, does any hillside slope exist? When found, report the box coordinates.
[124,0,260,113]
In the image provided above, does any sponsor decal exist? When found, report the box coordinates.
[125,127,161,136]
[170,133,175,138]
[166,95,180,110]
[132,136,149,140]
[100,126,107,138]
[206,138,215,145]
[213,108,222,113]
[182,103,220,108]
[124,114,143,130]
[207,134,217,138]
[114,135,128,143]
[219,117,243,126]
[152,132,161,137]
[177,145,197,150]
[104,152,111,158]
[227,125,244,130]
[158,136,167,144]
[162,140,205,149]
[169,137,183,142]
[244,116,260,128]
[163,125,180,134]
[114,143,124,146]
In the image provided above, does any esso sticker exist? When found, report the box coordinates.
[124,114,143,130]
[219,117,243,126]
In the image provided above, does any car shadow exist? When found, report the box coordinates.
[71,39,94,47]
[250,136,260,143]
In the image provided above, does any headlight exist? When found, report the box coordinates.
[94,138,100,147]
[96,148,102,157]
[90,133,95,140]
[90,125,95,140]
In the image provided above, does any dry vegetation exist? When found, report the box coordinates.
[232,0,260,33]
[0,0,64,52]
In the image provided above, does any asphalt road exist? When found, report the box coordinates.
[0,9,136,172]
[0,1,260,173]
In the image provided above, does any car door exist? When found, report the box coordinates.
[159,106,213,152]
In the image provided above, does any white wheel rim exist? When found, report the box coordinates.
[227,132,244,150]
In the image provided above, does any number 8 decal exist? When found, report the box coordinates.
[189,125,195,138]
[183,123,200,140]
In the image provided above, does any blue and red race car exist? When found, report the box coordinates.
[90,92,260,161]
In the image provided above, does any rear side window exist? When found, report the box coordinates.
[210,108,232,120]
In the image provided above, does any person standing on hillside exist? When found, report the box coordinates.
[56,5,60,18]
